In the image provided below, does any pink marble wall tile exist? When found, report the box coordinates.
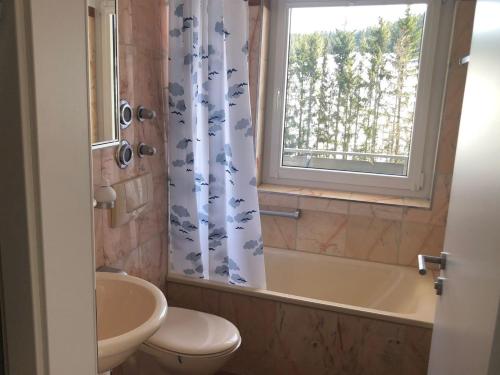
[404,174,452,225]
[298,196,349,214]
[118,0,133,46]
[259,192,298,208]
[130,0,162,52]
[139,234,163,286]
[398,222,446,266]
[260,211,297,249]
[93,0,168,292]
[345,216,401,264]
[435,0,475,176]
[349,202,404,221]
[296,210,347,256]
[248,5,261,127]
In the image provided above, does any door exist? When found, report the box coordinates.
[428,1,500,374]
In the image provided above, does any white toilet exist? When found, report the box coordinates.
[139,307,241,375]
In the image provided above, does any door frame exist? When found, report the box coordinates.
[0,0,98,373]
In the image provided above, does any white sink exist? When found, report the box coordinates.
[96,272,167,374]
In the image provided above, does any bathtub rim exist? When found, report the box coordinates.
[166,273,434,329]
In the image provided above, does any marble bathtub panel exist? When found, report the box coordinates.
[345,215,401,264]
[166,282,432,375]
[296,210,347,256]
[398,222,446,266]
[260,211,297,250]
[272,302,340,369]
[298,196,349,215]
[400,325,433,375]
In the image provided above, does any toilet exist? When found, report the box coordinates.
[139,307,241,375]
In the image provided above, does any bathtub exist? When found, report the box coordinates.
[168,247,437,328]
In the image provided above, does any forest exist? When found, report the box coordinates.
[283,8,425,171]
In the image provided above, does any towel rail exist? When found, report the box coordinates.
[260,209,301,219]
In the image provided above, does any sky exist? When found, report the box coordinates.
[290,4,427,34]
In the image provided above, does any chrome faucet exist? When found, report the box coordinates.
[417,252,447,275]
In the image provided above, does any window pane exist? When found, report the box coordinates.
[282,4,427,176]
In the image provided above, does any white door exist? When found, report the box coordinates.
[428,1,500,374]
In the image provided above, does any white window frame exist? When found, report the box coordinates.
[262,0,455,199]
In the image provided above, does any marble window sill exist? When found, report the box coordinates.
[257,183,432,209]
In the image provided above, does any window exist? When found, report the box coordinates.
[263,0,454,199]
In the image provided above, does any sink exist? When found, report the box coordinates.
[96,272,167,373]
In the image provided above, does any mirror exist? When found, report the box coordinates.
[87,0,119,149]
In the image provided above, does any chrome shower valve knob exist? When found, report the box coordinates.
[137,143,157,158]
[137,106,156,122]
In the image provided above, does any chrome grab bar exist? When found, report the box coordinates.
[418,252,448,275]
[260,209,301,219]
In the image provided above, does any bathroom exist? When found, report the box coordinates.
[1,0,500,374]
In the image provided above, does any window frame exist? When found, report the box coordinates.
[262,0,455,199]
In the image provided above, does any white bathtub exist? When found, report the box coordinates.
[168,247,437,328]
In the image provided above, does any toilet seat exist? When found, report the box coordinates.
[143,307,241,357]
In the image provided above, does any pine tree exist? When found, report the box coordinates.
[363,19,391,155]
[389,8,423,155]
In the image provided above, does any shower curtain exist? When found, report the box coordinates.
[168,0,266,288]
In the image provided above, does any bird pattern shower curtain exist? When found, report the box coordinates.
[168,0,266,288]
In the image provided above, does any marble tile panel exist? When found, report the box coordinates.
[130,0,162,52]
[349,202,404,220]
[101,209,139,265]
[119,44,136,107]
[92,149,102,185]
[345,215,401,264]
[93,208,105,268]
[400,325,433,375]
[118,0,133,45]
[260,211,297,249]
[139,234,163,286]
[298,196,349,215]
[296,210,347,256]
[399,222,446,266]
[404,174,452,225]
[166,282,432,375]
[259,191,299,209]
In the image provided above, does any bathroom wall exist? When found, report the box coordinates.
[257,0,476,267]
[92,0,169,288]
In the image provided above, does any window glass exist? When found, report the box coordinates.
[282,4,427,176]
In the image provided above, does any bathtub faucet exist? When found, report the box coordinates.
[417,252,448,275]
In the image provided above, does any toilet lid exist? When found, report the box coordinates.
[145,307,241,356]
